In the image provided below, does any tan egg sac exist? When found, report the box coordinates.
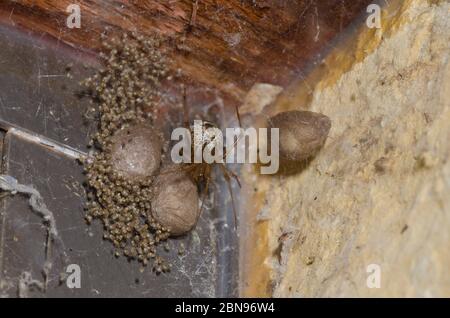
[110,125,162,180]
[151,169,200,236]
[268,110,331,161]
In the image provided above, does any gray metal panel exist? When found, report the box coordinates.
[0,24,237,297]
[0,24,94,151]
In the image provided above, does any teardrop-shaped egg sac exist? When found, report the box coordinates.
[109,125,162,180]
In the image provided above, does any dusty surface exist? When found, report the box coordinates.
[0,24,232,297]
[242,0,450,297]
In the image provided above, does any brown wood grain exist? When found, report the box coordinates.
[0,0,377,297]
[0,0,373,107]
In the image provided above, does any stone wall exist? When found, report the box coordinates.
[241,0,450,297]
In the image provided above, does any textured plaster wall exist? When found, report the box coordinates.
[252,0,450,297]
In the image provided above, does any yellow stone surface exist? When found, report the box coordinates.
[240,0,450,297]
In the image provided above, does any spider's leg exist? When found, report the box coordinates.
[198,170,211,218]
[227,167,241,188]
[223,105,245,163]
[182,84,190,129]
[219,163,238,229]
[235,104,242,129]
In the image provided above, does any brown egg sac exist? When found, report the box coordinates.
[110,125,162,180]
[151,168,200,236]
[268,110,331,162]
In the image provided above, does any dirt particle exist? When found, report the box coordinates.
[305,256,315,265]
[374,157,388,174]
[401,224,409,234]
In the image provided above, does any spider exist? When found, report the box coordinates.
[160,86,243,229]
